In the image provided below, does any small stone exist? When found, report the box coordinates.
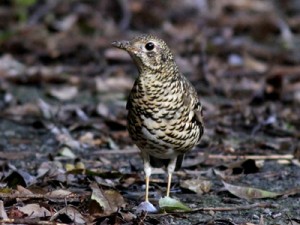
[135,201,157,213]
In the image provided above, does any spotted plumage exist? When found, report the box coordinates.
[112,34,204,203]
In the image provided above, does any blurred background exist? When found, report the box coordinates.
[0,0,299,155]
[0,0,300,224]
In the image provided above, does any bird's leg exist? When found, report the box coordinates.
[145,175,150,202]
[166,156,177,197]
[166,172,172,197]
[141,151,152,202]
[136,152,157,213]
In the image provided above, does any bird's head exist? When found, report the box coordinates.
[112,34,176,74]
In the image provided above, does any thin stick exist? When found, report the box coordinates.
[91,148,295,161]
[0,218,68,225]
[154,203,277,217]
[199,153,294,160]
[188,202,276,213]
[0,193,88,201]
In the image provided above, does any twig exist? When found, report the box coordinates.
[0,192,89,202]
[154,203,277,217]
[0,218,67,225]
[92,148,294,161]
[188,202,276,213]
[197,153,294,160]
[91,148,139,155]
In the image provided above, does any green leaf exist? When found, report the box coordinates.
[14,0,36,7]
[223,181,281,200]
[58,146,76,159]
[159,196,191,212]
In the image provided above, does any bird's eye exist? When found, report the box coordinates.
[145,42,154,51]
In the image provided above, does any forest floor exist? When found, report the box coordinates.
[0,1,300,224]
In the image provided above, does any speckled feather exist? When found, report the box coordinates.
[113,34,203,171]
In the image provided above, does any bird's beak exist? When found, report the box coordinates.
[112,40,139,55]
[111,40,131,50]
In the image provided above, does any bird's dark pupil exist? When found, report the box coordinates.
[145,42,154,51]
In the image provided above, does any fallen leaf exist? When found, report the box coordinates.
[58,146,76,159]
[4,170,36,188]
[222,181,281,200]
[18,204,51,218]
[48,85,78,101]
[159,196,190,212]
[180,178,211,195]
[46,189,73,198]
[244,54,268,73]
[36,161,65,178]
[50,206,85,224]
[0,200,8,219]
[79,132,103,146]
[65,163,75,171]
[16,185,33,195]
[89,182,126,216]
[282,187,300,197]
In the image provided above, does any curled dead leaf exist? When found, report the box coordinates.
[89,183,126,216]
[50,206,85,224]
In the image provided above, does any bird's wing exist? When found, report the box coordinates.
[181,75,204,141]
[181,76,203,121]
[126,80,139,110]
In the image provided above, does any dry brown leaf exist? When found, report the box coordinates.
[244,54,268,73]
[50,206,85,224]
[79,132,103,146]
[180,179,211,195]
[89,182,126,216]
[16,185,33,195]
[46,189,73,198]
[18,204,51,218]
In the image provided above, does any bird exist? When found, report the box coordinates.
[112,34,204,206]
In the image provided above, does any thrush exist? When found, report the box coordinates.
[112,34,204,205]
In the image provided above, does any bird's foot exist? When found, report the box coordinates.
[135,201,157,213]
